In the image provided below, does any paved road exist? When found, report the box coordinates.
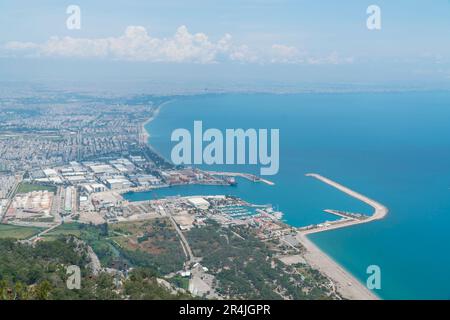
[26,222,62,242]
[0,174,23,222]
[164,205,195,266]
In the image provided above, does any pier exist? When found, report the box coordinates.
[294,173,388,300]
[205,171,275,186]
[300,173,388,235]
[323,209,368,220]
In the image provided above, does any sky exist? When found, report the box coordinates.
[1,0,449,92]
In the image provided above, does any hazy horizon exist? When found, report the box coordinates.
[1,0,450,91]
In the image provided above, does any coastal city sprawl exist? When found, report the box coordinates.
[2,0,450,305]
[0,90,385,300]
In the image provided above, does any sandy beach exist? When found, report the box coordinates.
[140,105,161,144]
[296,231,380,300]
[140,99,178,145]
[295,173,388,300]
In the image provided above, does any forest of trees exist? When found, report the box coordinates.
[187,223,336,300]
[0,219,335,300]
[0,237,190,300]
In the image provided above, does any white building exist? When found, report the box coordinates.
[106,178,133,190]
[43,168,58,177]
[64,187,75,214]
[187,197,210,210]
[136,174,162,186]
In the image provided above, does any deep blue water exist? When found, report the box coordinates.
[124,92,450,299]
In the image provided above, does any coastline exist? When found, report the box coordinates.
[140,102,386,300]
[296,231,380,300]
[140,100,176,145]
[140,103,162,144]
[295,173,388,300]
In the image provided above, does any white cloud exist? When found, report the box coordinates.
[270,44,304,63]
[4,41,39,50]
[307,51,354,65]
[2,25,353,65]
[3,26,238,64]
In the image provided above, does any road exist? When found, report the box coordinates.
[0,173,23,222]
[26,221,62,242]
[163,205,195,267]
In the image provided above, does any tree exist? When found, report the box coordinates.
[33,281,52,300]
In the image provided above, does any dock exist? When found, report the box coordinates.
[323,209,368,220]
[303,173,388,235]
[294,173,388,300]
[205,171,275,186]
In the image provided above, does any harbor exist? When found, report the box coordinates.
[299,173,388,235]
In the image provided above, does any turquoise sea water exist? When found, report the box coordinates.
[124,92,450,299]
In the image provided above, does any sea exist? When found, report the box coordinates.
[123,92,450,299]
